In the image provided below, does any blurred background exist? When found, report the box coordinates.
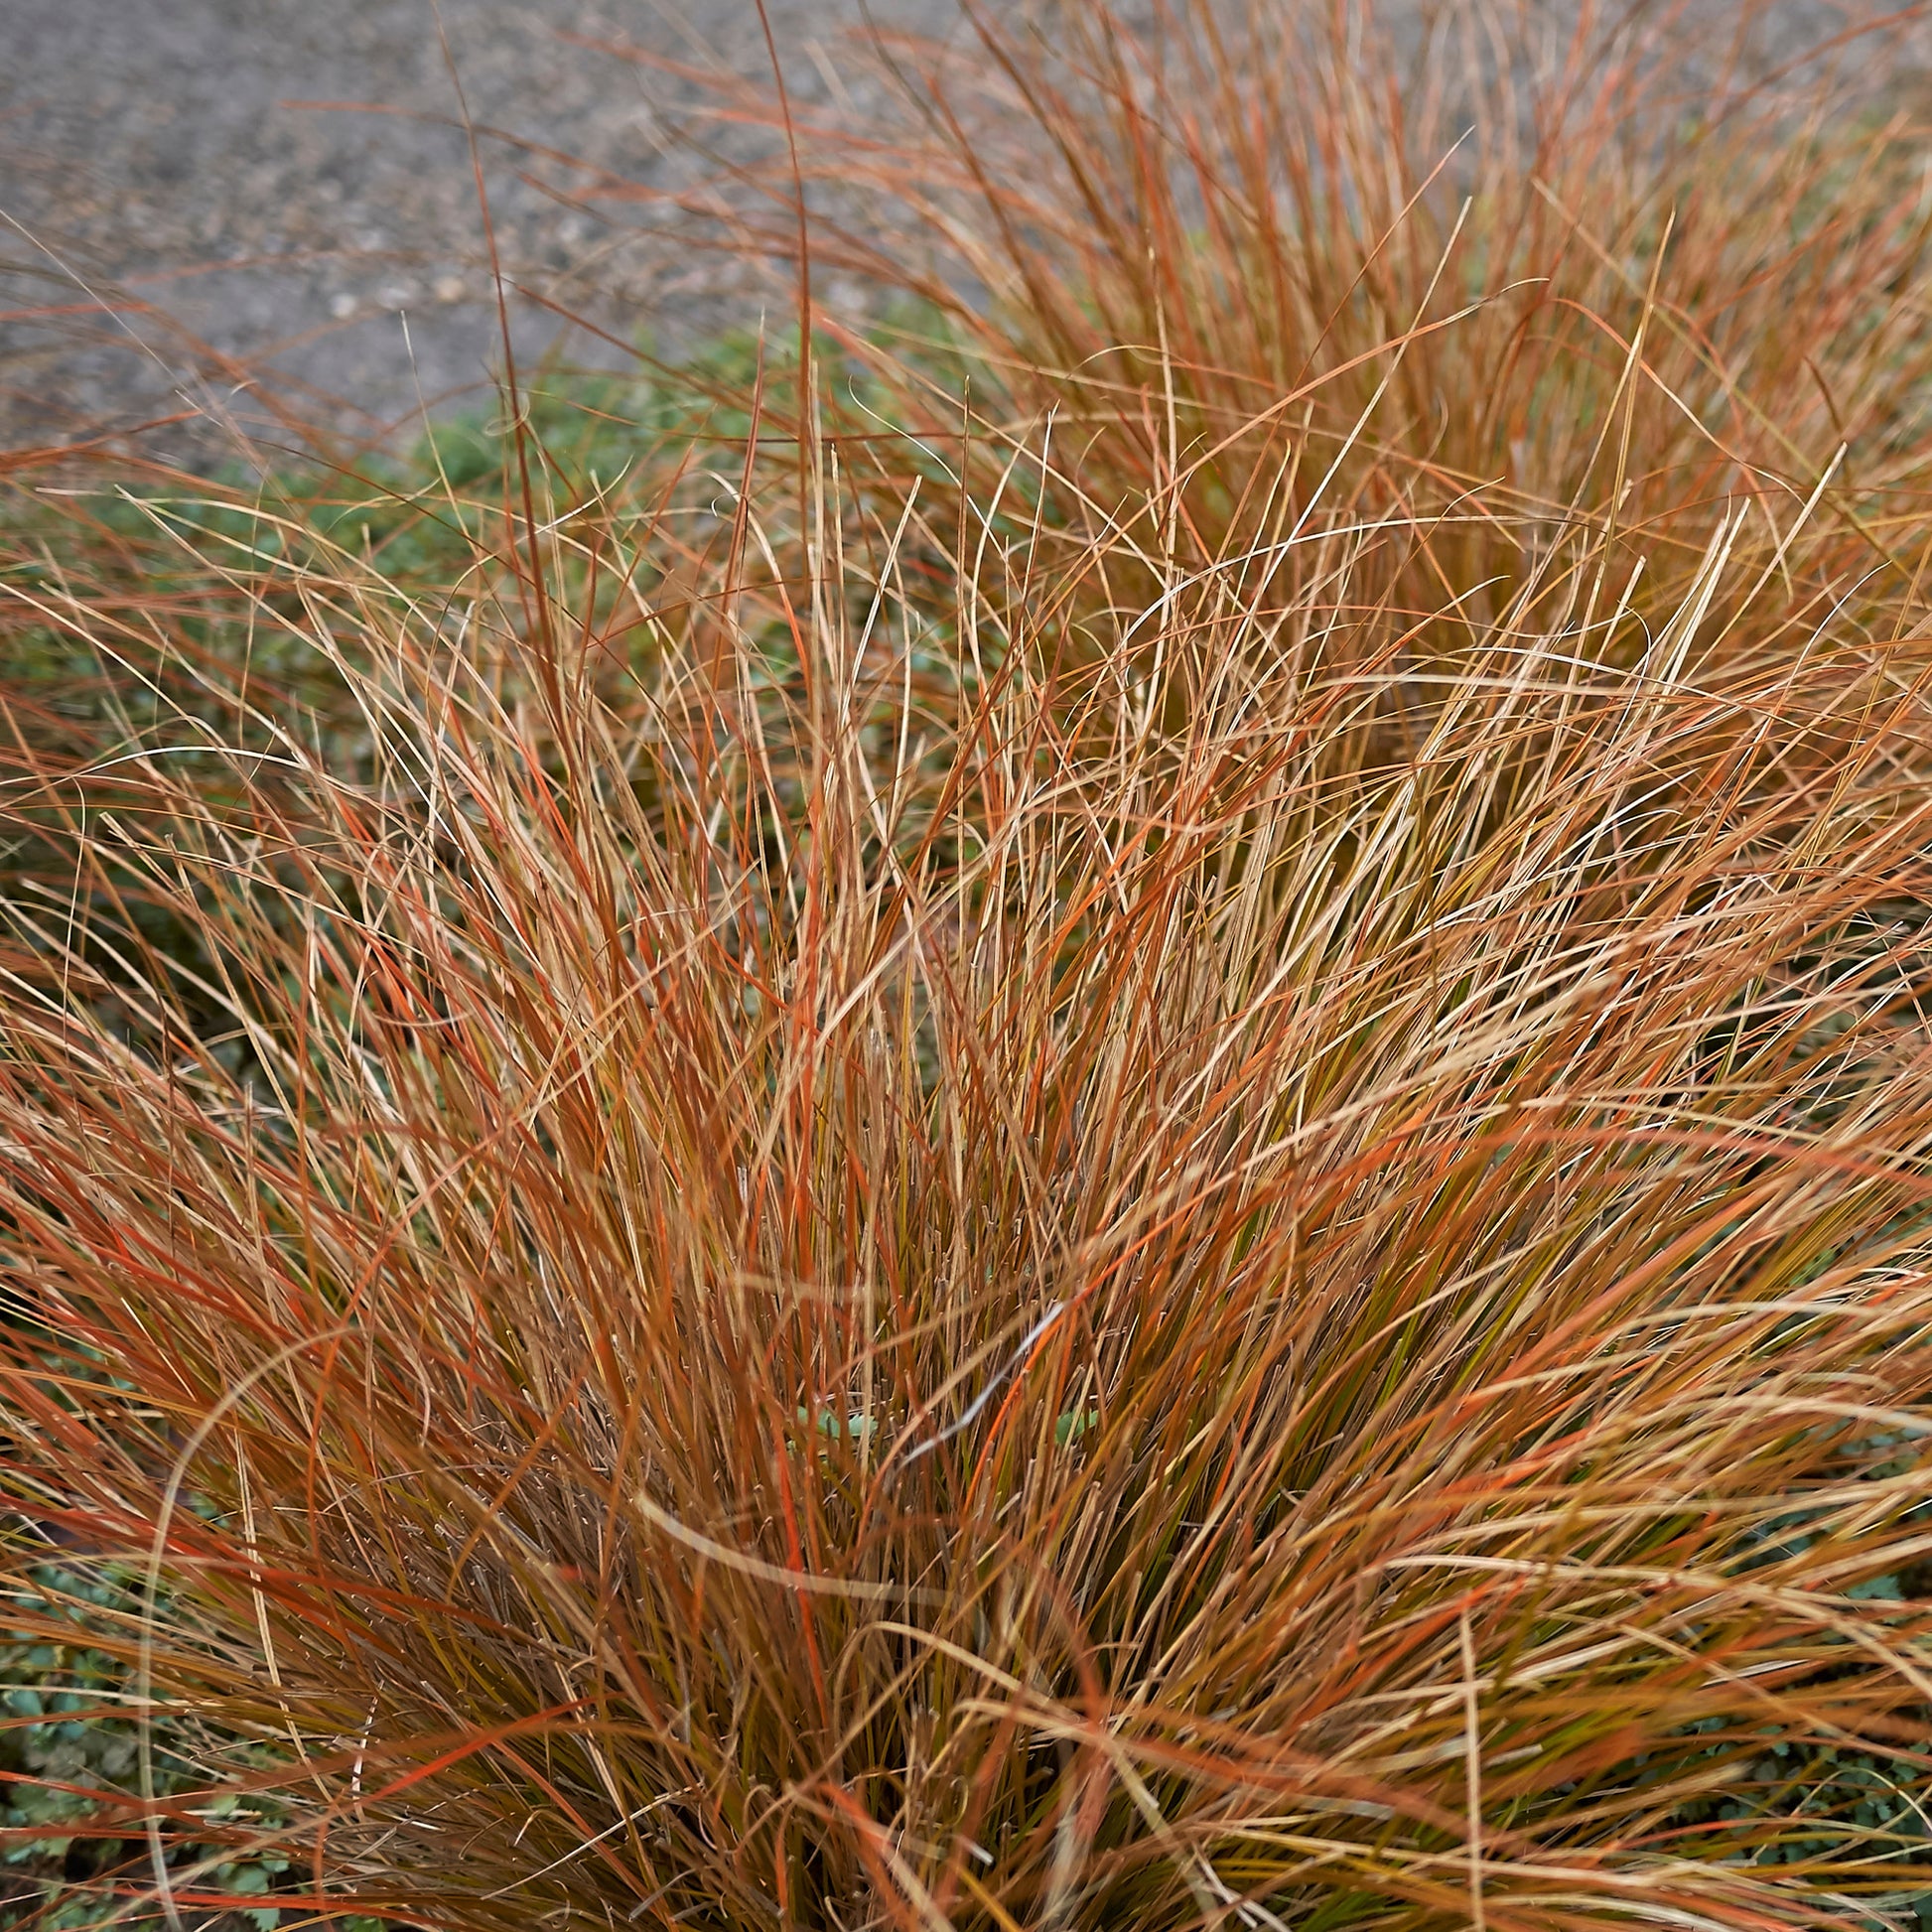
[0,0,1920,465]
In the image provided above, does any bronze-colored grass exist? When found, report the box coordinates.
[4,4,1932,1929]
[611,0,1932,668]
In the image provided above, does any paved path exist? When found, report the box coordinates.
[1,0,985,458]
[0,1,1918,461]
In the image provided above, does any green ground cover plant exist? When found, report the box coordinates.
[5,1,1932,1926]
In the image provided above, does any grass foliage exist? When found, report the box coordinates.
[5,3,1932,1927]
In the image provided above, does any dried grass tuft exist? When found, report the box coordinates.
[5,4,1932,1929]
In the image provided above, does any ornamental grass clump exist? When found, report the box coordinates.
[3,3,1932,1929]
[648,0,1932,663]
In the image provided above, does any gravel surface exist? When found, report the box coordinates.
[0,0,989,461]
[0,1,1923,463]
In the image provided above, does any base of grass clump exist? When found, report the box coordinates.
[6,4,1932,1930]
[1,1561,299,1931]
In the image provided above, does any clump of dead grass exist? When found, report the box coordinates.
[5,5,1932,1930]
